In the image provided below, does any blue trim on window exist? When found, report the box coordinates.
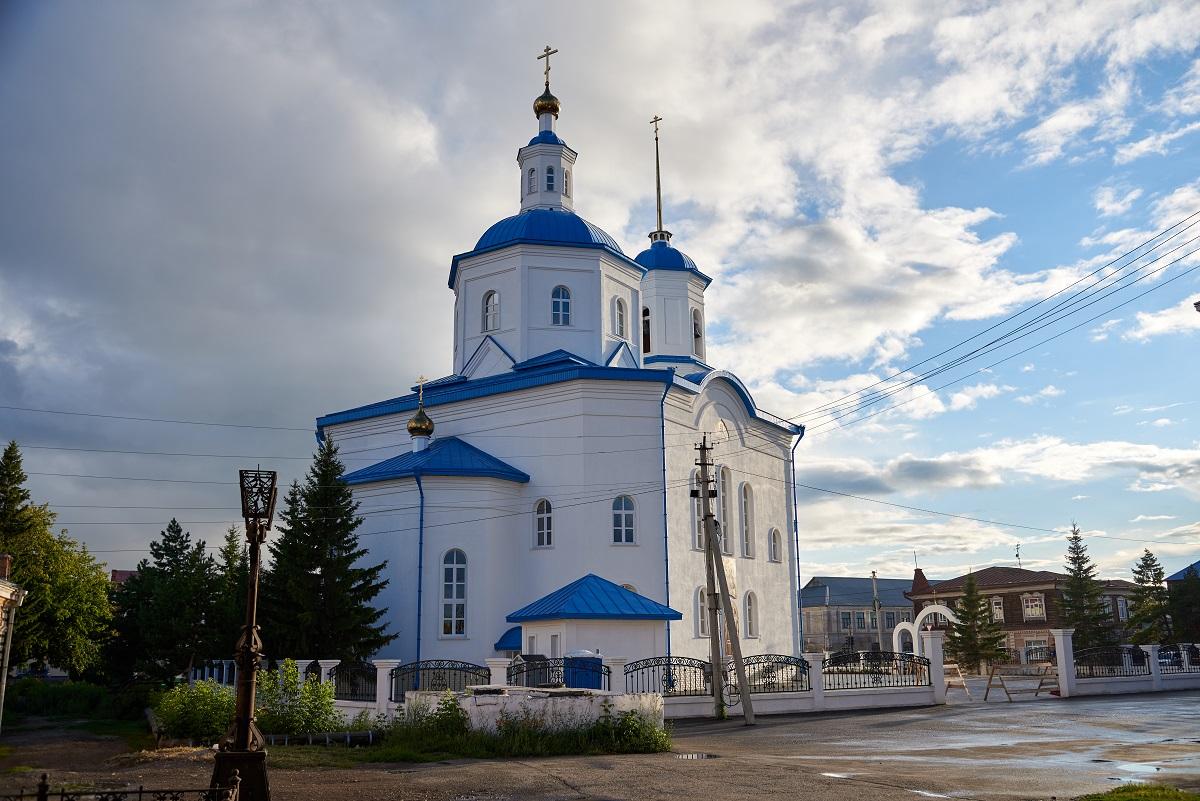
[461,335,517,376]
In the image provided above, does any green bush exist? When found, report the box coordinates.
[254,659,344,735]
[4,679,110,718]
[152,680,235,742]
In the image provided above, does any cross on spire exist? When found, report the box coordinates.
[650,115,664,233]
[417,374,427,406]
[537,45,558,89]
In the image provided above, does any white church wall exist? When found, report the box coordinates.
[565,620,664,664]
[455,252,521,375]
[598,256,644,360]
[639,271,707,362]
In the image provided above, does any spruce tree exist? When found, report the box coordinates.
[1169,567,1200,642]
[1127,549,1170,644]
[209,526,249,656]
[261,441,395,661]
[1061,523,1114,650]
[944,574,1005,673]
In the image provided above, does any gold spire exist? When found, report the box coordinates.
[649,115,671,242]
[533,45,561,118]
[407,375,434,437]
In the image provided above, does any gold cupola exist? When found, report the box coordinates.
[407,406,434,438]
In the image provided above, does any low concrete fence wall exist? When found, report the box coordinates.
[1047,633,1200,699]
[406,687,664,731]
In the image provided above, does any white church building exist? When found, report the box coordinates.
[316,66,805,668]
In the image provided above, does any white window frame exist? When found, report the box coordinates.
[545,164,555,192]
[613,298,627,339]
[1116,596,1129,621]
[550,634,561,658]
[551,285,571,326]
[991,596,1005,623]
[744,592,758,638]
[697,587,709,637]
[855,611,866,629]
[563,170,570,197]
[534,498,552,548]
[482,290,500,332]
[885,611,896,628]
[527,635,536,654]
[527,167,536,195]
[718,467,732,555]
[612,495,636,545]
[441,548,467,638]
[690,470,705,550]
[1021,593,1046,621]
[840,611,852,630]
[691,308,704,358]
[739,483,755,558]
[641,307,651,354]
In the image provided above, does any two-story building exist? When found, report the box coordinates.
[800,576,916,653]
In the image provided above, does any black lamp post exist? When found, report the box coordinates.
[211,468,277,801]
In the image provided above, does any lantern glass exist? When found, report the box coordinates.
[239,469,278,523]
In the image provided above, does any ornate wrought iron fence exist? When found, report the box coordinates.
[1024,646,1056,664]
[821,650,931,689]
[991,648,1022,665]
[507,657,611,690]
[0,773,239,801]
[1074,645,1150,678]
[328,661,377,702]
[390,659,490,701]
[730,654,810,692]
[624,656,711,696]
[1158,643,1200,673]
[303,659,322,682]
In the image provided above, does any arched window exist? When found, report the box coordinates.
[641,307,651,353]
[718,467,732,555]
[534,499,552,548]
[768,528,782,562]
[441,549,467,637]
[697,587,709,637]
[546,165,555,192]
[482,291,500,332]
[527,167,536,195]
[613,298,627,339]
[740,483,755,557]
[692,308,704,358]
[744,592,758,638]
[612,495,635,544]
[563,170,570,197]
[551,285,571,326]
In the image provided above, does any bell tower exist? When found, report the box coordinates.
[518,45,577,213]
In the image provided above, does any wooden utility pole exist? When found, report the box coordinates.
[696,436,755,724]
[695,436,725,718]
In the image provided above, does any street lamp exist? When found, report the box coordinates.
[211,468,278,801]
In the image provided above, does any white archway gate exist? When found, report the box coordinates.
[893,604,959,657]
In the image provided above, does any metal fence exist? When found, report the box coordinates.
[507,657,611,690]
[303,659,322,683]
[735,654,810,693]
[821,651,931,689]
[624,656,711,696]
[0,774,239,801]
[1074,645,1150,678]
[1024,646,1056,664]
[390,660,490,701]
[329,661,377,702]
[1159,643,1200,674]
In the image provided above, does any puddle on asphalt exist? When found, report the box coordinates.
[820,772,854,778]
[675,753,718,760]
[1115,763,1161,774]
[909,792,952,799]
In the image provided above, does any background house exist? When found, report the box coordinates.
[800,576,915,653]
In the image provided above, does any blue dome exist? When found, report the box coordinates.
[634,239,698,272]
[527,130,566,146]
[474,208,625,254]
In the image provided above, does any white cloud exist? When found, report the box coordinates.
[948,382,1014,411]
[1114,120,1200,164]
[1093,186,1142,217]
[1131,514,1177,522]
[1162,59,1200,116]
[1021,363,1035,372]
[1089,318,1123,341]
[1072,495,1089,500]
[1136,417,1177,427]
[1016,384,1065,404]
[1124,295,1200,341]
[1113,404,1134,415]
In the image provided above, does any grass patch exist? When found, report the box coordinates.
[265,746,365,770]
[4,766,34,775]
[1076,787,1200,800]
[75,718,155,751]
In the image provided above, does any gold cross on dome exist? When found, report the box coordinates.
[650,115,663,134]
[537,45,558,87]
[417,375,427,406]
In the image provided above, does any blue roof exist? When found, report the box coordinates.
[1167,560,1200,581]
[512,349,595,371]
[507,574,683,622]
[634,240,712,286]
[527,130,566,146]
[800,576,915,608]
[448,209,642,288]
[494,625,521,651]
[342,436,530,485]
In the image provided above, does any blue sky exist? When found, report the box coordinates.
[0,1,1197,586]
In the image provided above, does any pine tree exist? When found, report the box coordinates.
[1127,549,1170,644]
[944,574,1006,673]
[261,441,395,660]
[0,441,112,674]
[209,526,249,657]
[1169,567,1200,642]
[1061,523,1114,650]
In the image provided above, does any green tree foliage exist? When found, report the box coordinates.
[0,441,112,674]
[1061,523,1115,650]
[254,658,343,735]
[153,679,236,742]
[1128,549,1171,644]
[209,526,249,656]
[1169,566,1200,642]
[944,574,1006,673]
[261,440,395,659]
[112,519,218,680]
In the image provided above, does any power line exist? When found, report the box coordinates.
[0,405,311,431]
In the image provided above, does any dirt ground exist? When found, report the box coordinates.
[2,690,1198,801]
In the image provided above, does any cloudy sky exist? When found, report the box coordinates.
[1,1,1198,586]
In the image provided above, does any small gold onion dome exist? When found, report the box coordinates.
[534,88,560,118]
[407,406,434,437]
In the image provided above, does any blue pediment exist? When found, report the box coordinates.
[342,437,530,485]
[506,574,682,623]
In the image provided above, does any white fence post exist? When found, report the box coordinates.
[920,630,946,703]
[485,658,510,686]
[602,656,626,693]
[804,652,825,711]
[372,659,401,713]
[1141,645,1162,691]
[1050,629,1075,698]
[317,659,340,684]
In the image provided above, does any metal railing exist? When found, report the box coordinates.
[507,657,611,690]
[821,650,931,689]
[1024,646,1056,664]
[734,654,811,693]
[1,773,239,801]
[1074,645,1150,678]
[624,656,711,696]
[329,661,377,702]
[1159,643,1200,674]
[303,659,322,683]
[389,659,490,701]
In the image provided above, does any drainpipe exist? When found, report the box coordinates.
[414,475,426,673]
[790,426,806,655]
[659,371,674,658]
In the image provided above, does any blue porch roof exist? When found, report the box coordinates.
[342,436,530,485]
[506,574,683,623]
[494,625,521,651]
